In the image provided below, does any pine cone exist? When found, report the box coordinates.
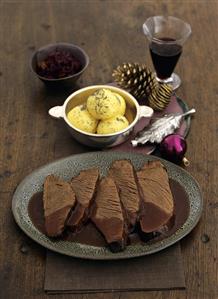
[148,83,173,111]
[112,63,157,100]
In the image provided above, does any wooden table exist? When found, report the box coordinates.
[0,1,217,298]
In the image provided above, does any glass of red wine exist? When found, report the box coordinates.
[143,16,191,90]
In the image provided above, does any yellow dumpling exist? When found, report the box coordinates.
[97,115,129,134]
[67,104,98,133]
[113,92,126,116]
[87,88,126,120]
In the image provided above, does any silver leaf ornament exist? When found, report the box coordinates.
[131,109,196,147]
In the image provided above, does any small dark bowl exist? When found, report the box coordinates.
[30,42,89,87]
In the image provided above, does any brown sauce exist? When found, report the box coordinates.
[28,179,189,247]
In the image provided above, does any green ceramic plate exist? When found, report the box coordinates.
[12,152,203,260]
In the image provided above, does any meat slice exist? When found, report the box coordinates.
[108,160,140,230]
[66,168,99,231]
[136,161,174,233]
[91,176,126,252]
[43,175,76,237]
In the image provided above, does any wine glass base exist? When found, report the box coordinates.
[155,73,181,90]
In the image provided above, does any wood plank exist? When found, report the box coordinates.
[0,0,217,298]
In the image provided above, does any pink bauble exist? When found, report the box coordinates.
[160,134,187,164]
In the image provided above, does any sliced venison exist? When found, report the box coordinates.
[136,161,174,233]
[108,160,140,230]
[66,168,99,231]
[91,176,126,252]
[43,175,76,237]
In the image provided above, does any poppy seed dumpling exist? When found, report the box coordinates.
[97,115,129,134]
[87,88,126,120]
[67,104,98,133]
[113,92,126,116]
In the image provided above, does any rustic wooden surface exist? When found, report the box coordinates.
[0,0,217,298]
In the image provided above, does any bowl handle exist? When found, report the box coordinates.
[48,106,64,119]
[138,105,154,119]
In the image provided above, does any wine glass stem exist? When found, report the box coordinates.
[155,73,181,90]
[156,76,174,84]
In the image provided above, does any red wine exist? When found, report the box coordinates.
[150,37,182,80]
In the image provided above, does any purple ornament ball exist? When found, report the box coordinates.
[159,134,187,164]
